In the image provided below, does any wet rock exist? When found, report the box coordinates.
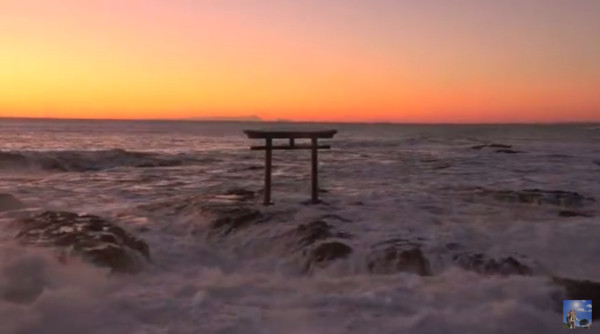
[295,221,335,247]
[207,206,264,235]
[0,194,25,212]
[289,220,351,250]
[495,149,524,154]
[367,239,431,276]
[452,253,531,276]
[558,210,593,218]
[368,248,431,276]
[16,211,150,273]
[304,241,353,268]
[485,189,595,208]
[551,277,600,320]
[471,144,512,150]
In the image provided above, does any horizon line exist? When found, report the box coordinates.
[0,116,599,126]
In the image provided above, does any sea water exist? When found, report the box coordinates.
[0,119,598,333]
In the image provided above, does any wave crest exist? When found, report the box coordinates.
[0,149,189,172]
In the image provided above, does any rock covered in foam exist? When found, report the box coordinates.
[471,143,513,150]
[0,194,25,212]
[484,189,595,208]
[303,241,353,270]
[558,210,594,218]
[495,149,524,154]
[290,220,351,249]
[16,211,150,273]
[205,203,265,236]
[367,239,432,276]
[452,253,531,276]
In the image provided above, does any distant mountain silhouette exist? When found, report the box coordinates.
[186,115,263,122]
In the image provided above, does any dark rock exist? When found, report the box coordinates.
[368,247,431,276]
[486,189,595,208]
[207,206,264,235]
[367,239,431,276]
[551,277,600,320]
[0,194,26,212]
[472,144,513,150]
[594,160,600,167]
[16,211,150,273]
[304,241,353,268]
[318,188,329,193]
[495,149,524,154]
[290,220,351,250]
[453,253,531,276]
[135,160,183,168]
[558,210,593,218]
[295,221,335,248]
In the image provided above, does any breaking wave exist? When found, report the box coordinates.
[0,149,203,172]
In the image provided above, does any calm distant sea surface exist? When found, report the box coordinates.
[0,119,599,333]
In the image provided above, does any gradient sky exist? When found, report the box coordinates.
[1,0,599,122]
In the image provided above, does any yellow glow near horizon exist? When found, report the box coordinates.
[1,1,599,122]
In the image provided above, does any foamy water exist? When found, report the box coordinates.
[1,119,599,333]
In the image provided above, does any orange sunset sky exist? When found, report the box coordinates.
[1,0,599,123]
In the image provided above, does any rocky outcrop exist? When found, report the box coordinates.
[291,220,351,249]
[452,253,531,276]
[0,194,25,212]
[495,149,524,154]
[303,241,353,271]
[471,144,513,150]
[551,277,600,320]
[16,211,150,273]
[207,206,264,235]
[558,210,593,218]
[367,239,431,276]
[483,189,595,208]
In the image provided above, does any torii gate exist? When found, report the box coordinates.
[243,129,338,205]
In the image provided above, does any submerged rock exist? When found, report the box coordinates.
[16,211,150,273]
[452,253,531,276]
[558,210,594,218]
[294,221,336,248]
[495,149,524,154]
[303,241,353,271]
[484,189,595,208]
[551,277,600,320]
[0,194,25,212]
[471,143,513,150]
[285,220,351,251]
[206,206,264,235]
[367,243,432,276]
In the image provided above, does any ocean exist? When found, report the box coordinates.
[0,119,599,333]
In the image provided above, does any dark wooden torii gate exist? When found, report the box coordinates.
[243,129,338,205]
